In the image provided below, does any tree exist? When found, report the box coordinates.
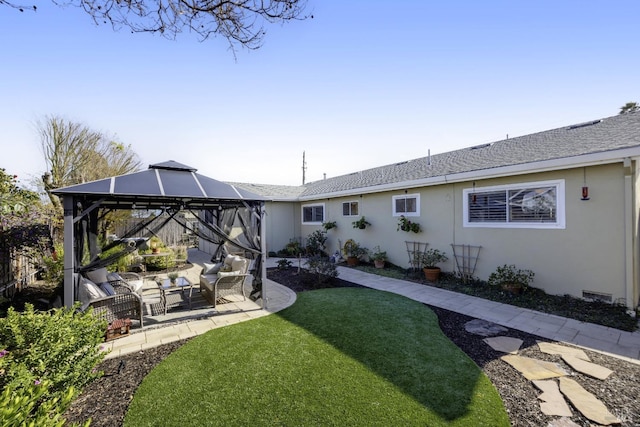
[3,0,309,52]
[0,169,55,277]
[38,115,142,210]
[619,102,639,114]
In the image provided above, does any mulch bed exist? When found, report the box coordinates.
[64,267,640,426]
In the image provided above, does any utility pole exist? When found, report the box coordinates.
[302,151,307,185]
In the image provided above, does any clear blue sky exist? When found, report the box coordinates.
[1,1,639,188]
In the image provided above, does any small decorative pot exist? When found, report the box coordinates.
[374,259,385,269]
[347,256,359,266]
[423,267,441,282]
[501,283,524,295]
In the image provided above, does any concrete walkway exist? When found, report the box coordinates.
[102,253,640,365]
[336,266,640,364]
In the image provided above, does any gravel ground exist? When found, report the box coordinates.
[64,268,640,426]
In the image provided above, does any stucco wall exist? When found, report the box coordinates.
[288,162,631,304]
[263,201,299,254]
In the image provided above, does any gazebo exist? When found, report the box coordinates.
[52,160,268,308]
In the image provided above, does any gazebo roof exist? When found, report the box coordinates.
[52,160,268,210]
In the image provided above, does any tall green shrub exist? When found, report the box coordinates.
[0,304,107,423]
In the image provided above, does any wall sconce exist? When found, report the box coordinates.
[581,168,590,201]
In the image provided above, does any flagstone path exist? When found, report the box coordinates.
[467,319,624,425]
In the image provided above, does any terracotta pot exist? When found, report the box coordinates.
[374,259,385,269]
[501,283,524,295]
[347,256,359,266]
[423,267,441,282]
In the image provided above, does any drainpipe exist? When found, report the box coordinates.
[623,158,636,312]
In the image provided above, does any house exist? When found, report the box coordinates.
[232,112,640,311]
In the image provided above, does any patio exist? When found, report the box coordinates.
[101,249,296,359]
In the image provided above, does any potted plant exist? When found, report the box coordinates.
[370,246,387,269]
[343,239,367,266]
[397,215,421,233]
[168,272,179,286]
[149,236,162,253]
[352,216,371,230]
[323,221,337,230]
[488,264,535,295]
[417,248,448,282]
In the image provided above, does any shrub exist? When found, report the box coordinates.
[305,256,338,286]
[488,264,535,290]
[285,240,303,257]
[41,243,64,286]
[305,230,327,256]
[0,304,107,422]
[0,379,81,427]
[276,259,293,270]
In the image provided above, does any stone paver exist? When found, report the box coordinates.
[483,336,523,354]
[464,319,508,337]
[558,377,621,425]
[532,380,572,417]
[537,341,590,361]
[501,355,568,380]
[561,354,613,380]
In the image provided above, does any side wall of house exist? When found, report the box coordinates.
[290,162,633,305]
[264,201,300,255]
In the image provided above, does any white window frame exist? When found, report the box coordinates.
[392,193,420,217]
[342,201,359,217]
[463,179,565,229]
[301,203,325,225]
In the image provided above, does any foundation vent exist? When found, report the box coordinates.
[582,290,612,303]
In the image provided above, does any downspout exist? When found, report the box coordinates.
[623,158,636,312]
[632,157,640,313]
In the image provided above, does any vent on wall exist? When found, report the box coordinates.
[582,290,612,303]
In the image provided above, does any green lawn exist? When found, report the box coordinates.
[124,288,509,426]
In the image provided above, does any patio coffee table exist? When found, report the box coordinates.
[156,277,194,315]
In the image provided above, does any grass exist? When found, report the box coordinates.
[355,264,638,332]
[124,288,509,426]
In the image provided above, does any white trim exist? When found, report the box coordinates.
[392,193,420,217]
[342,201,359,217]
[463,179,565,229]
[301,203,325,225]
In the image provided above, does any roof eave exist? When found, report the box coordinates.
[297,146,640,201]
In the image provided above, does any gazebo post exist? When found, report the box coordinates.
[260,203,267,309]
[62,196,76,307]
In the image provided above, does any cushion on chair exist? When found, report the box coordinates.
[99,282,116,296]
[78,276,108,309]
[106,272,122,282]
[231,257,247,272]
[86,268,109,284]
[203,262,223,275]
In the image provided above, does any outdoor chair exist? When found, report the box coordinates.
[78,270,145,327]
[199,254,250,308]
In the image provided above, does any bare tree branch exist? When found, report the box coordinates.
[4,0,309,52]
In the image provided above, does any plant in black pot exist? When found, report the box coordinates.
[417,248,448,282]
[488,264,535,295]
[352,216,371,230]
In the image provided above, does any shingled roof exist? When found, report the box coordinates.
[234,112,640,200]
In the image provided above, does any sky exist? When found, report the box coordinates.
[1,1,639,189]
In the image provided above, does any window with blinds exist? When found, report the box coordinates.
[464,180,565,229]
[302,204,324,224]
